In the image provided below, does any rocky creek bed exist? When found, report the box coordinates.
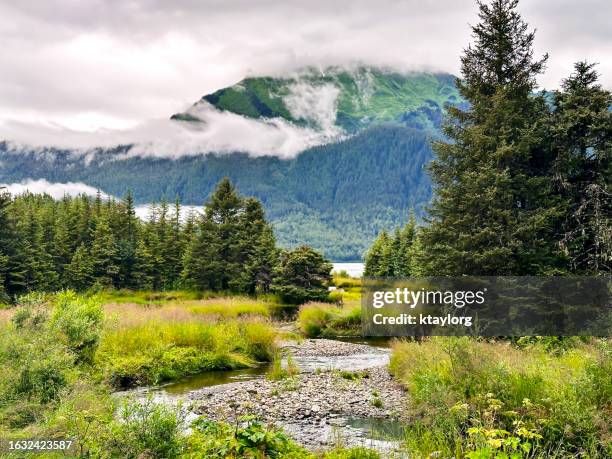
[187,339,408,450]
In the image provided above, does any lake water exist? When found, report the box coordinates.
[332,262,364,277]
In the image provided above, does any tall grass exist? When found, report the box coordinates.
[98,301,277,387]
[390,337,611,458]
[298,302,361,337]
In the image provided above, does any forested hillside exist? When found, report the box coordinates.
[0,125,435,260]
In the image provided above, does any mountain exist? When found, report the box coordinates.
[173,67,460,132]
[0,67,463,260]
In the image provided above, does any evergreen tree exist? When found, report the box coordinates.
[364,231,389,276]
[272,246,332,304]
[182,178,243,291]
[232,198,279,293]
[116,190,139,287]
[421,0,556,275]
[552,62,612,274]
[0,188,14,298]
[65,244,94,290]
[396,211,417,276]
[89,214,120,287]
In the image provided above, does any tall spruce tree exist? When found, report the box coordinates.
[421,0,557,275]
[182,178,244,291]
[0,188,13,298]
[552,62,611,274]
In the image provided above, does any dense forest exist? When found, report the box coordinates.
[366,19,611,277]
[0,178,332,302]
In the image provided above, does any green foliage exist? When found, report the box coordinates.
[272,246,332,304]
[297,302,361,337]
[0,300,76,429]
[551,61,612,274]
[51,290,103,362]
[364,210,418,276]
[421,0,562,276]
[186,416,313,458]
[182,179,279,293]
[266,351,300,381]
[0,178,338,297]
[106,398,185,459]
[390,337,611,457]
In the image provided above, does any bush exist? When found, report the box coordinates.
[51,290,103,363]
[105,398,185,459]
[186,416,313,458]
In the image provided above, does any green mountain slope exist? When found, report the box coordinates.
[0,125,434,260]
[173,67,461,132]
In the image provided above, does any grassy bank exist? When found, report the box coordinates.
[0,291,382,458]
[297,302,361,337]
[390,337,612,458]
[98,296,277,387]
[297,274,363,338]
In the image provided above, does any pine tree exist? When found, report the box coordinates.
[233,198,279,293]
[272,246,332,304]
[421,0,557,275]
[396,210,417,276]
[182,178,243,291]
[552,62,611,274]
[0,188,14,298]
[116,190,139,287]
[65,244,94,290]
[364,231,390,276]
[89,214,120,287]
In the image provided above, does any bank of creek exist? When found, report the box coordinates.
[120,337,409,455]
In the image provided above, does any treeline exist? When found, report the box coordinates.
[366,0,610,277]
[0,178,332,302]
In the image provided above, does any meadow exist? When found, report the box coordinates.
[390,337,612,458]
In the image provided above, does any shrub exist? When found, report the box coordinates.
[186,416,313,458]
[105,398,185,459]
[51,290,103,362]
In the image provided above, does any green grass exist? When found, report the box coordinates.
[98,310,277,387]
[97,289,204,305]
[390,337,612,458]
[266,351,300,381]
[297,302,362,337]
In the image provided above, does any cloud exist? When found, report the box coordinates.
[0,0,610,156]
[0,179,109,199]
[2,99,343,159]
[0,179,202,221]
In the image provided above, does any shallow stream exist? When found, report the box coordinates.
[118,336,405,454]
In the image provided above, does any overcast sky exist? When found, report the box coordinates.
[0,0,610,150]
